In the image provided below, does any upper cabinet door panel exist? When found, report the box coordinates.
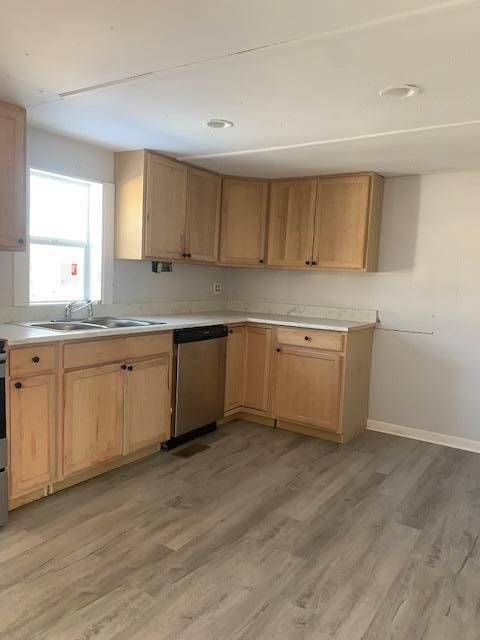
[0,102,26,251]
[219,179,268,266]
[185,168,221,263]
[313,175,371,270]
[144,153,187,260]
[267,180,317,267]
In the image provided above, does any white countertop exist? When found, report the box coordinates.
[0,312,376,346]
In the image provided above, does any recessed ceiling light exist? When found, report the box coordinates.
[206,118,234,129]
[379,84,421,99]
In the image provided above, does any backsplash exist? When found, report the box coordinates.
[226,300,378,324]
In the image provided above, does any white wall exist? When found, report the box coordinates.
[0,127,228,309]
[227,171,480,442]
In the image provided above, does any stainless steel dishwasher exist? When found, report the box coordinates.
[165,325,228,449]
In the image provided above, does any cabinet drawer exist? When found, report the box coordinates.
[277,327,345,352]
[63,332,172,369]
[124,333,172,361]
[9,344,56,377]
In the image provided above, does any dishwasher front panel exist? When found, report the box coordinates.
[174,337,226,437]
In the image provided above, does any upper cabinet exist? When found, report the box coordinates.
[114,150,220,263]
[115,149,384,272]
[267,179,317,268]
[185,167,221,263]
[0,101,26,251]
[144,152,187,260]
[313,174,384,271]
[219,178,268,266]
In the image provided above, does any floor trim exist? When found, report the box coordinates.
[367,419,480,454]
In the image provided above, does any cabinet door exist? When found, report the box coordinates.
[0,102,26,251]
[224,326,247,411]
[219,179,268,265]
[273,347,342,431]
[313,175,371,270]
[244,327,272,412]
[124,356,171,453]
[63,364,124,477]
[185,168,221,263]
[267,180,316,267]
[144,153,187,260]
[9,374,56,498]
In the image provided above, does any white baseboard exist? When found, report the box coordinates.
[367,419,480,455]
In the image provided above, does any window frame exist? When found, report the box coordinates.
[13,167,114,308]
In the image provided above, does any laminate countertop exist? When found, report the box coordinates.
[0,312,376,347]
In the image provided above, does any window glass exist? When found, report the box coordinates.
[30,172,89,242]
[30,244,86,303]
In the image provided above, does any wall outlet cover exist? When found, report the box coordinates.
[213,282,222,295]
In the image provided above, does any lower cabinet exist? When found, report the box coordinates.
[124,356,171,454]
[9,373,56,499]
[63,363,124,477]
[273,347,342,431]
[224,326,272,414]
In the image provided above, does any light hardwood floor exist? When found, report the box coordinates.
[0,421,479,639]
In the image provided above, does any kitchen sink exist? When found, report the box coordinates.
[31,321,106,331]
[30,317,167,332]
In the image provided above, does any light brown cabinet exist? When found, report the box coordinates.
[219,178,269,266]
[0,101,26,251]
[224,325,273,414]
[224,326,247,411]
[9,374,56,499]
[185,167,221,262]
[244,327,272,412]
[144,152,187,260]
[267,180,317,267]
[63,363,124,477]
[124,356,171,453]
[274,347,342,431]
[115,150,220,263]
[313,174,383,271]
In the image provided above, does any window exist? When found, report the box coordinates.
[28,170,104,304]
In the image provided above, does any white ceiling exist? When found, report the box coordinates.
[1,0,480,177]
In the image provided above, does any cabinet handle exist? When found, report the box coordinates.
[187,253,192,258]
[121,364,127,370]
[276,348,281,352]
[259,259,264,264]
[182,253,187,258]
[304,336,312,342]
[305,260,310,265]
[32,356,40,363]
[312,261,318,266]
[15,382,22,389]
[229,329,233,334]
[127,365,133,371]
[17,238,24,245]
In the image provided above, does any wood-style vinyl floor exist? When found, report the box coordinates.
[1,420,479,639]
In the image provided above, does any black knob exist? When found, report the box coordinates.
[259,259,264,264]
[304,336,309,341]
[32,356,40,363]
[182,252,187,258]
[312,261,318,265]
[276,348,281,352]
[305,260,310,265]
[127,365,133,371]
[229,329,233,334]
[15,382,22,389]
[187,253,192,258]
[18,238,24,245]
[121,364,127,370]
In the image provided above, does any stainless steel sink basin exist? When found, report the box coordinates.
[31,321,106,332]
[88,317,160,328]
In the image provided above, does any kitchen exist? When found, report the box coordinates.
[1,2,480,638]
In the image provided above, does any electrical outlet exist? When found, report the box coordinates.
[213,282,222,295]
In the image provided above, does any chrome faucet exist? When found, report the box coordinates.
[64,300,97,321]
